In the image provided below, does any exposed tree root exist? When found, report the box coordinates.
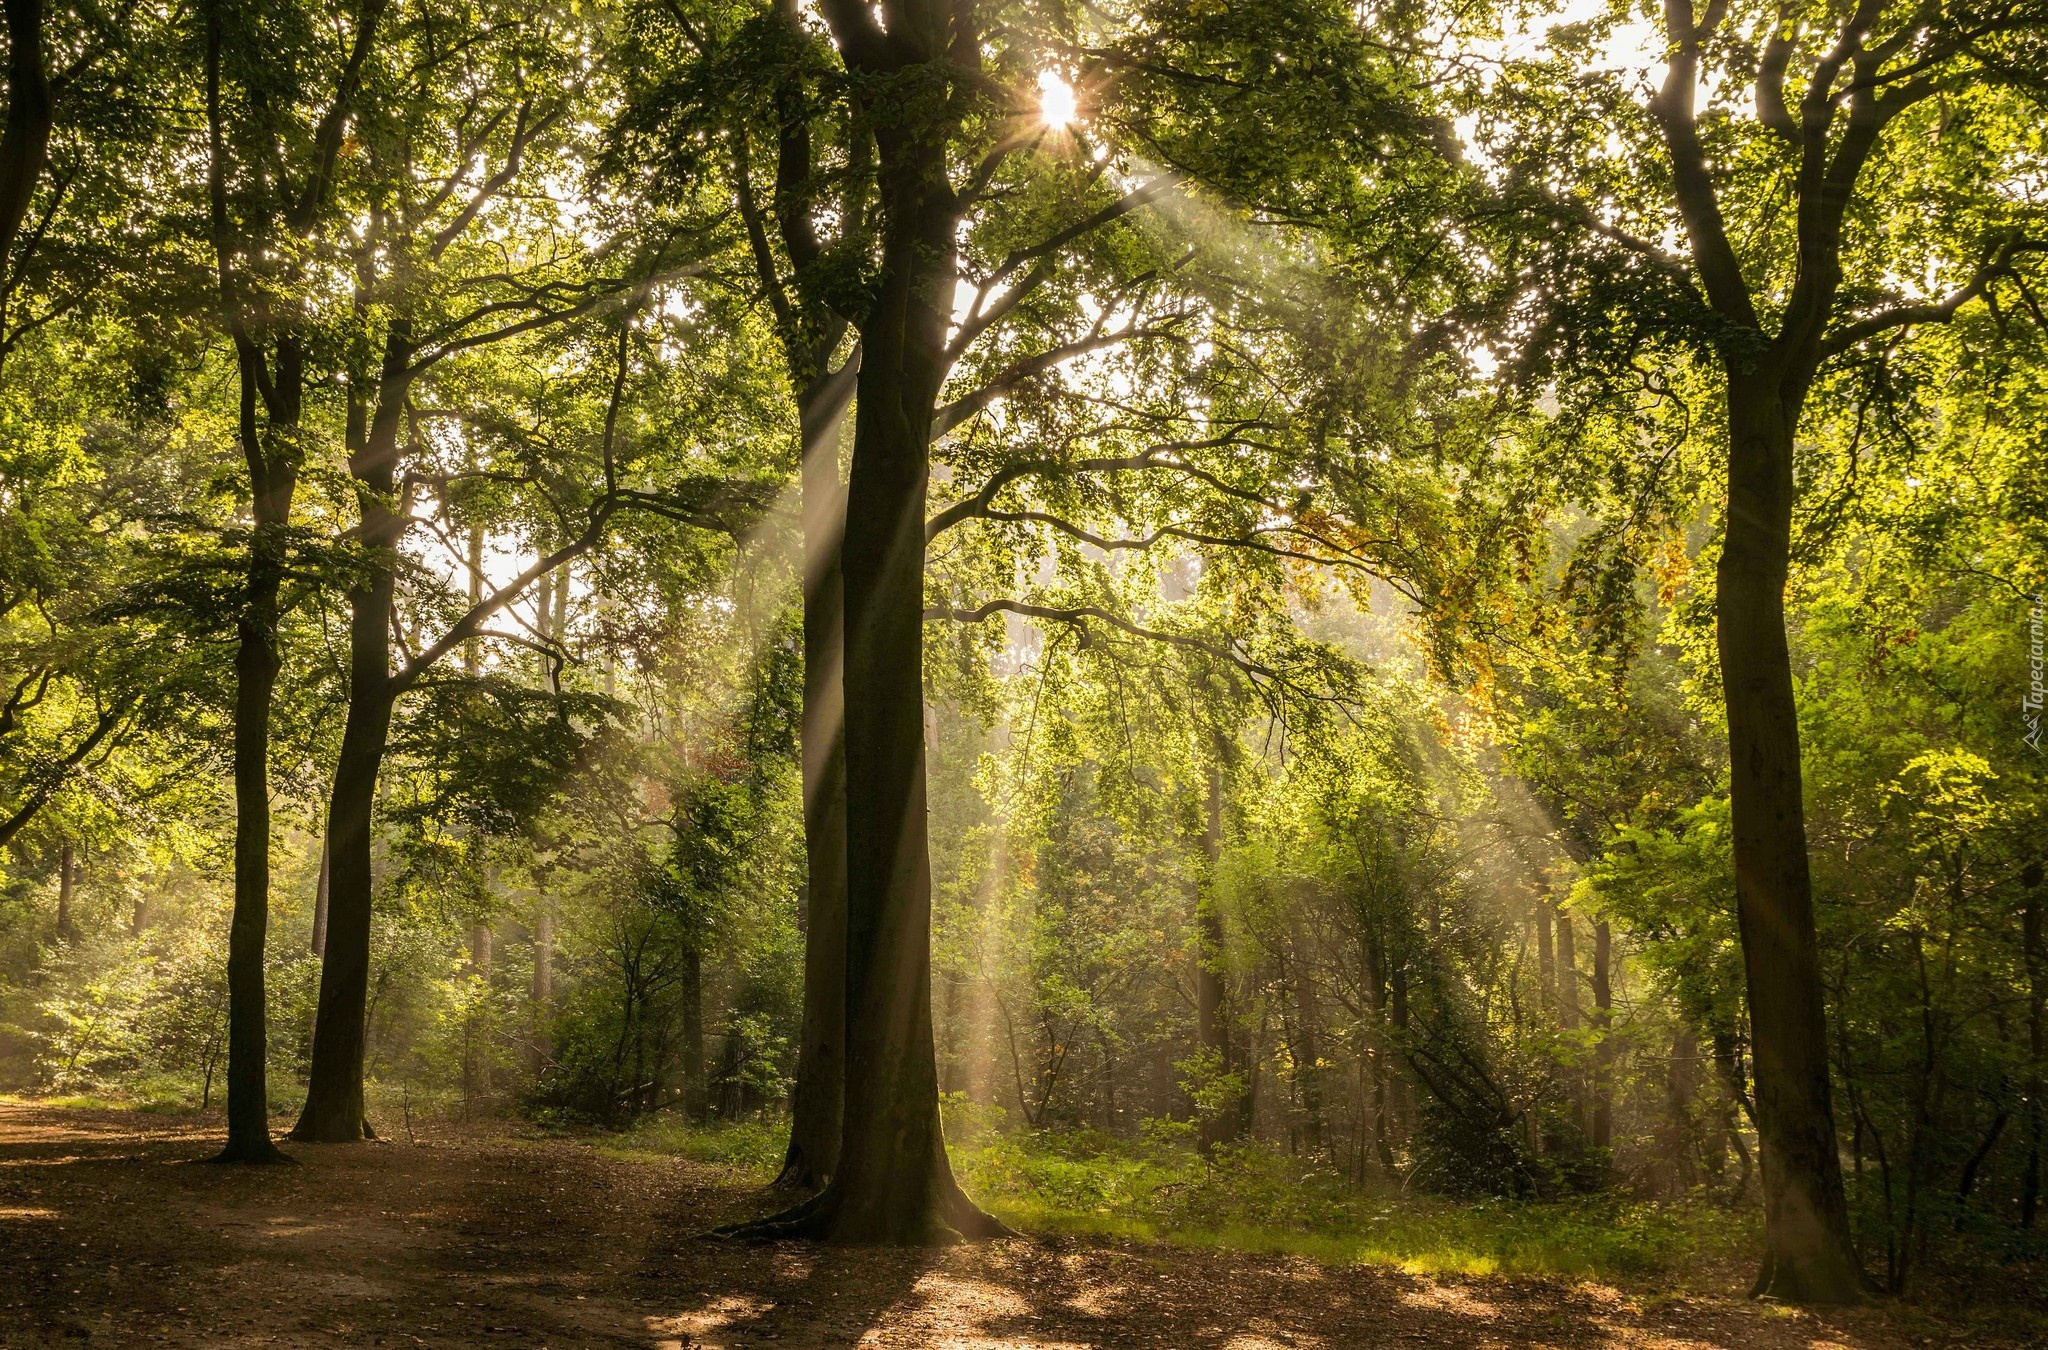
[209,1139,295,1165]
[714,1172,1014,1246]
[765,1146,826,1195]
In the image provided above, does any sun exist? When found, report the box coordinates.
[1037,69,1077,131]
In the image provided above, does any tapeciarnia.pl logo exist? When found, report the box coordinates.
[2029,592,2045,754]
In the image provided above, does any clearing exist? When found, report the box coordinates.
[0,1102,2006,1348]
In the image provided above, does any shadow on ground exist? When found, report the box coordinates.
[0,1101,1974,1348]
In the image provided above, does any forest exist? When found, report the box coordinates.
[0,0,2044,1343]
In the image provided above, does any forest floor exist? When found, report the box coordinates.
[0,1100,2027,1349]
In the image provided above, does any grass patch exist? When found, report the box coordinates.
[949,1126,1757,1286]
[599,1112,786,1178]
[608,1109,1756,1286]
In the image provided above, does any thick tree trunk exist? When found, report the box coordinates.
[774,364,855,1192]
[54,840,71,942]
[1535,902,1554,1012]
[293,331,410,1144]
[1720,380,1864,1301]
[731,92,998,1242]
[292,629,395,1141]
[0,0,54,286]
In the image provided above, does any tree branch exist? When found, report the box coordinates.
[1650,0,1758,328]
[927,598,1283,685]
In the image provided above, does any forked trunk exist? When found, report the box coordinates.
[774,365,855,1192]
[1719,378,1864,1301]
[730,101,999,1243]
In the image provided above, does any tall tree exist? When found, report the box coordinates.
[1476,0,2048,1298]
[203,0,385,1164]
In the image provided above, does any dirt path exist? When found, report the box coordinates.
[0,1102,1974,1348]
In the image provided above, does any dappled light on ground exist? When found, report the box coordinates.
[0,1103,2010,1348]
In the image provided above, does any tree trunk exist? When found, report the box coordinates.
[682,943,706,1118]
[2021,863,2043,1228]
[1535,901,1554,1012]
[293,330,410,1144]
[1720,379,1864,1301]
[310,831,329,957]
[471,922,492,979]
[54,840,71,942]
[530,904,553,1071]
[0,0,55,291]
[464,524,484,676]
[1289,915,1323,1153]
[1361,926,1396,1170]
[1666,1024,1702,1195]
[1555,908,1580,1031]
[773,362,855,1192]
[732,79,998,1241]
[1389,954,1411,1145]
[1592,918,1613,1152]
[1197,762,1240,1153]
[217,343,299,1164]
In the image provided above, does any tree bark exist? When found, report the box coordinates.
[730,31,999,1236]
[207,0,380,1163]
[292,328,410,1143]
[310,831,329,957]
[773,363,855,1192]
[1666,1024,1702,1195]
[0,0,54,285]
[54,840,71,942]
[530,903,553,1071]
[1197,761,1240,1153]
[1535,901,1554,1012]
[2021,863,2043,1228]
[1720,380,1864,1300]
[1555,907,1580,1031]
[681,943,706,1118]
[217,344,299,1164]
[1592,918,1613,1152]
[1288,915,1324,1153]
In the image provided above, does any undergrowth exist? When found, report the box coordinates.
[603,1102,1759,1286]
[948,1121,1756,1285]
